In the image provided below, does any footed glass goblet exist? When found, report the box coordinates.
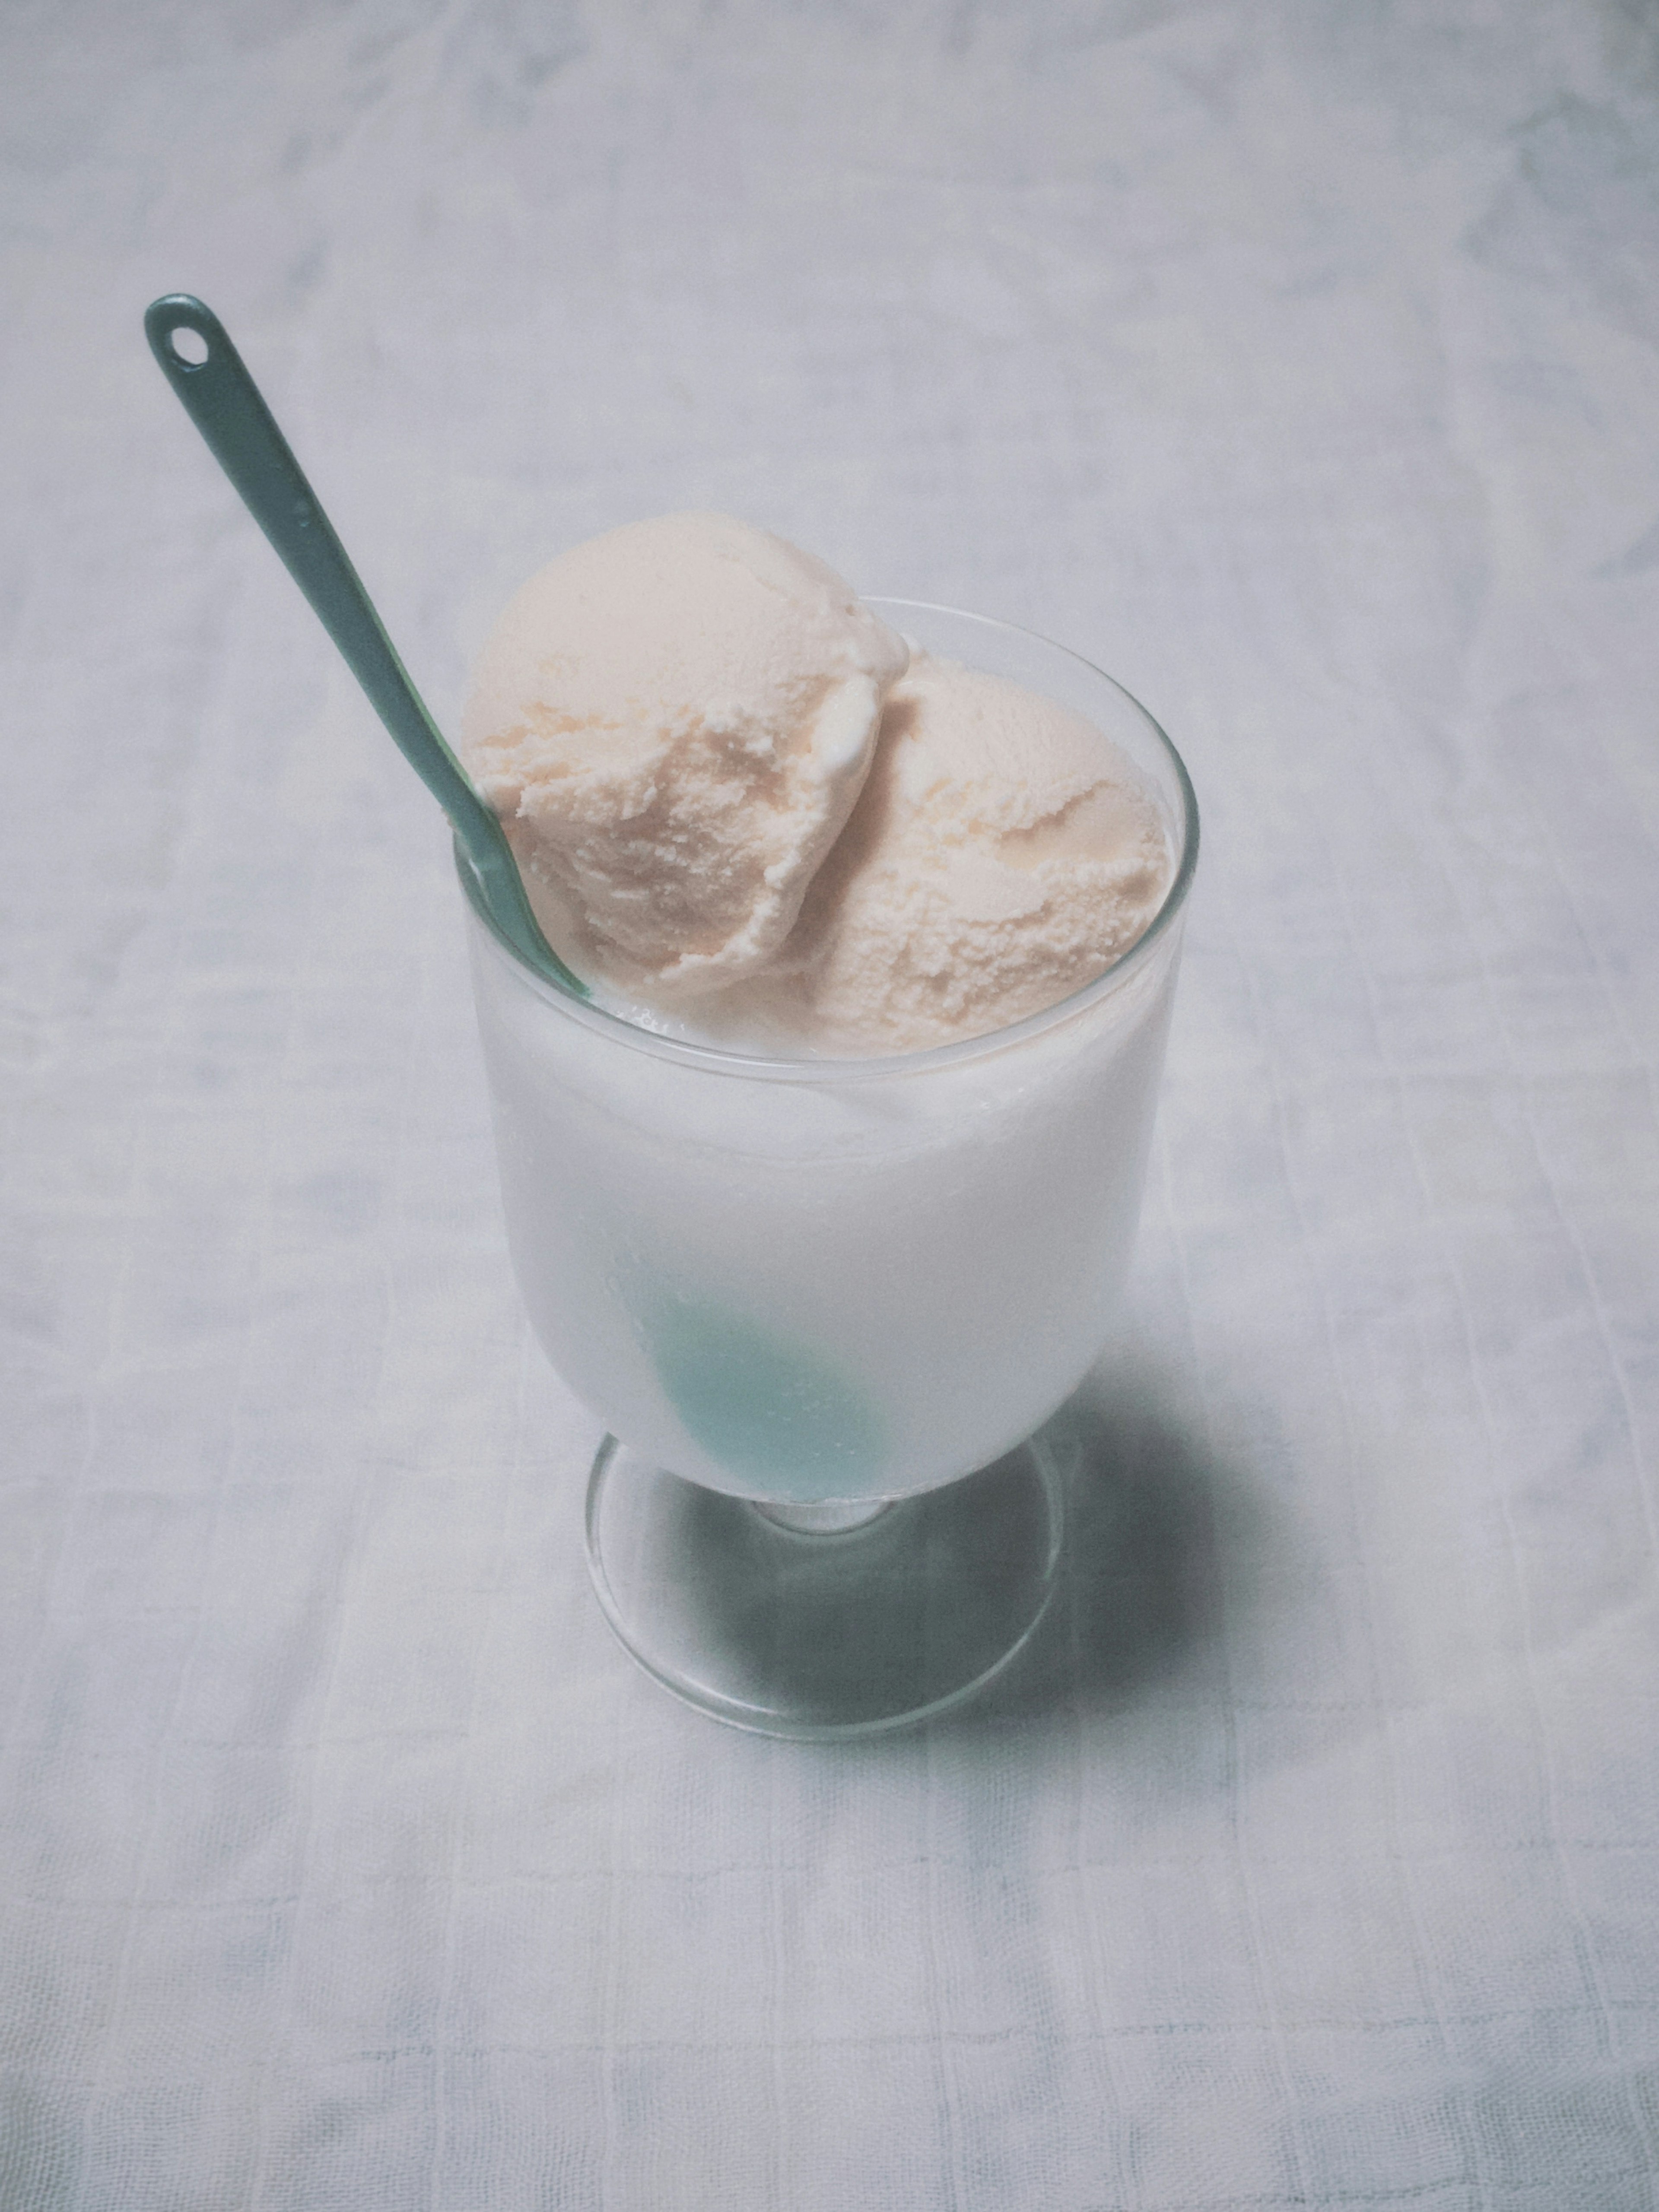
[461,603,1198,1737]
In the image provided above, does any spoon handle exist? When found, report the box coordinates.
[144,294,584,997]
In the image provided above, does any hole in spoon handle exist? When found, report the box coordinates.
[145,294,226,383]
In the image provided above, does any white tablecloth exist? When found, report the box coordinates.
[5,4,1657,2206]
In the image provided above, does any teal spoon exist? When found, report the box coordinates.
[144,293,586,1000]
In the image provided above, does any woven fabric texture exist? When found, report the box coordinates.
[3,3,1657,2206]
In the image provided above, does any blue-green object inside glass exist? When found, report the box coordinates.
[645,1295,887,1497]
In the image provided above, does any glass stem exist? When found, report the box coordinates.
[750,1499,894,1535]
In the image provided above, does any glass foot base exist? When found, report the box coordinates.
[584,1435,1064,1739]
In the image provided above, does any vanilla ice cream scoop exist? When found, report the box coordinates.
[731,651,1173,1052]
[461,513,908,997]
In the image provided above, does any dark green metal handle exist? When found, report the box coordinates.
[144,294,585,1000]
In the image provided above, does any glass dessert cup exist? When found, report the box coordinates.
[461,602,1198,1738]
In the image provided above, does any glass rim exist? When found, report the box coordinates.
[458,598,1200,1084]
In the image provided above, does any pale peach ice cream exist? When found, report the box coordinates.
[461,512,907,999]
[461,512,1173,1053]
[720,651,1171,1053]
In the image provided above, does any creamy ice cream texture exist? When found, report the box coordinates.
[463,512,1172,1052]
[725,652,1171,1052]
[461,511,907,997]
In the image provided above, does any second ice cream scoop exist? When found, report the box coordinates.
[734,646,1174,1052]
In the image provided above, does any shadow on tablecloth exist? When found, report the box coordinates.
[951,1359,1288,1738]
